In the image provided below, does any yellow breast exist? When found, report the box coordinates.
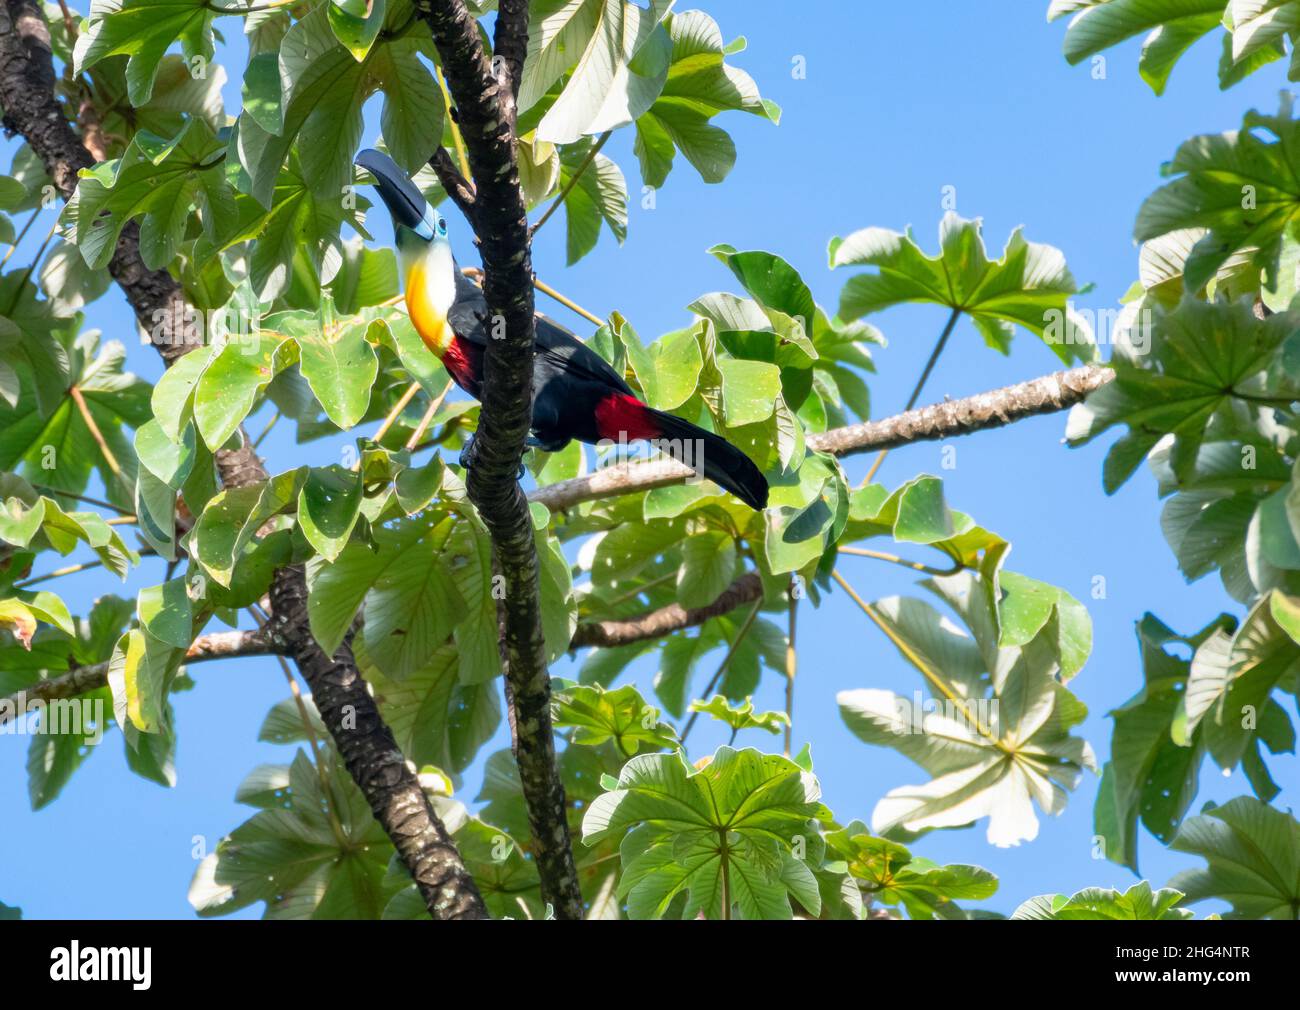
[405,259,450,356]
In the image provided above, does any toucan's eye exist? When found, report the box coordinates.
[437,218,447,235]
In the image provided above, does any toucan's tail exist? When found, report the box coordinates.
[647,408,769,511]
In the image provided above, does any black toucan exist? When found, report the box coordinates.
[355,149,769,510]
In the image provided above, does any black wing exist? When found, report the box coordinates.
[447,264,633,395]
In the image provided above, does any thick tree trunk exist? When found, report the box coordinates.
[0,0,487,920]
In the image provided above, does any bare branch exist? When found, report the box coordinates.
[571,572,764,649]
[429,146,478,227]
[0,629,279,726]
[533,364,1115,511]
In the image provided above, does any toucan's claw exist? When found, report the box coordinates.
[458,433,479,471]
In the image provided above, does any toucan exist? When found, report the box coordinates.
[355,149,769,511]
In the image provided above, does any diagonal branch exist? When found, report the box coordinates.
[532,364,1115,511]
[414,0,584,919]
[0,0,487,920]
[0,629,279,726]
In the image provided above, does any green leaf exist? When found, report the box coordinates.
[1134,96,1300,291]
[74,0,216,106]
[1054,0,1226,93]
[520,0,674,146]
[1185,591,1300,771]
[718,358,781,427]
[688,694,789,736]
[328,0,387,61]
[192,332,294,451]
[838,571,1096,847]
[1093,613,1229,871]
[1012,880,1192,920]
[676,530,736,608]
[633,10,779,187]
[560,139,628,266]
[830,212,1096,364]
[136,578,194,650]
[191,467,306,588]
[292,317,379,430]
[1066,297,1297,492]
[235,3,444,206]
[553,681,679,754]
[616,316,702,411]
[64,118,231,271]
[297,466,364,563]
[1168,796,1300,919]
[825,820,997,919]
[582,746,828,919]
[189,750,392,918]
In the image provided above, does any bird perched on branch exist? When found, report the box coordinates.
[356,149,769,510]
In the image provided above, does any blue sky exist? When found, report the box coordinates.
[1,2,1295,918]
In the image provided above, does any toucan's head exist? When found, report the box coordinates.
[355,148,446,244]
[356,148,456,354]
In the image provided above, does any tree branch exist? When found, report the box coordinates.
[0,0,487,920]
[532,364,1115,511]
[428,146,477,228]
[0,629,278,726]
[571,572,764,649]
[414,0,583,919]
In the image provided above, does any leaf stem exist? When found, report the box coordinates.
[29,484,132,515]
[251,410,280,449]
[679,595,763,745]
[530,131,612,239]
[837,545,964,577]
[863,306,962,484]
[831,568,1007,752]
[434,65,472,181]
[405,379,455,450]
[68,385,134,499]
[783,580,797,758]
[369,381,421,453]
[1,208,40,267]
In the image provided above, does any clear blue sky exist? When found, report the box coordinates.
[2,2,1294,918]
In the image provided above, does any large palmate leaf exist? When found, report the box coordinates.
[64,118,233,271]
[307,510,505,683]
[1012,880,1193,920]
[0,595,160,808]
[1135,96,1300,292]
[559,138,627,265]
[0,334,151,511]
[553,680,679,754]
[633,10,780,188]
[1168,796,1300,918]
[235,1,444,205]
[824,821,998,920]
[830,212,1096,364]
[1185,591,1299,775]
[189,749,394,919]
[582,746,829,919]
[1050,0,1228,93]
[1092,614,1230,872]
[519,0,674,146]
[363,643,501,774]
[1050,0,1299,92]
[1066,297,1298,492]
[838,571,1095,847]
[74,0,217,106]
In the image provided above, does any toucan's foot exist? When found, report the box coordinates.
[458,434,479,471]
